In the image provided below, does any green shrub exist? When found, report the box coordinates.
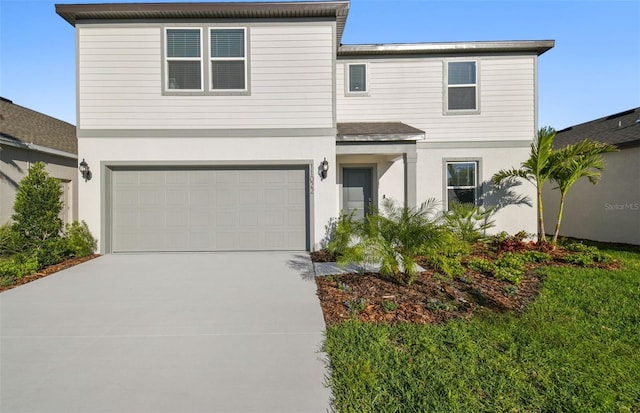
[0,223,25,257]
[345,298,368,316]
[11,162,63,250]
[443,202,495,243]
[562,242,612,266]
[0,254,39,280]
[65,221,97,257]
[468,257,496,274]
[327,210,359,257]
[381,300,398,313]
[35,237,69,268]
[522,250,551,263]
[427,255,465,278]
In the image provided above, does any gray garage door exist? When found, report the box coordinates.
[110,167,308,252]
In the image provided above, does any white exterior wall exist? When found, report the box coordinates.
[79,136,336,252]
[78,24,334,129]
[337,55,536,141]
[417,145,537,236]
[542,148,640,245]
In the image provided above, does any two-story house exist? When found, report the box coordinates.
[56,1,553,254]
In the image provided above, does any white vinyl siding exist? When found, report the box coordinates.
[77,24,333,129]
[336,55,536,142]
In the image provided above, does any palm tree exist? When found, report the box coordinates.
[492,126,557,242]
[549,140,617,243]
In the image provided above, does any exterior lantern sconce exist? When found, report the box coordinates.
[79,158,92,181]
[319,157,329,180]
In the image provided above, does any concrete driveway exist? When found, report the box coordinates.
[0,253,330,413]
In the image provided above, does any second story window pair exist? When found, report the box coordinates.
[165,27,247,93]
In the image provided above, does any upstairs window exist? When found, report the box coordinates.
[166,28,202,91]
[447,61,477,111]
[210,28,246,91]
[446,161,478,210]
[348,63,367,93]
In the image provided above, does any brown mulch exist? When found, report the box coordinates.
[313,244,620,326]
[0,254,100,293]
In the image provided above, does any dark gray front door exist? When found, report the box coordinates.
[342,167,373,220]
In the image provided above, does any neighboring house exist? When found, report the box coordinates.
[0,97,78,226]
[543,108,640,245]
[56,1,553,253]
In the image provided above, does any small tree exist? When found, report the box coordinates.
[11,162,63,249]
[493,126,557,242]
[549,140,616,243]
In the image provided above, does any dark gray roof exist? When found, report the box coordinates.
[554,107,640,149]
[337,122,424,141]
[0,97,77,155]
[56,1,350,44]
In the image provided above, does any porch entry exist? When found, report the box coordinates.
[342,167,373,220]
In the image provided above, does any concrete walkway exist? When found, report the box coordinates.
[0,253,330,413]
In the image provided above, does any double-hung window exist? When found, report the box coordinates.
[446,61,477,111]
[347,63,367,94]
[446,161,478,210]
[166,28,203,91]
[210,28,247,91]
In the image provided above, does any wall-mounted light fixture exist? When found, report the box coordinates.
[79,158,91,181]
[319,157,329,180]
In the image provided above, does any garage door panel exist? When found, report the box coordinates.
[111,167,308,252]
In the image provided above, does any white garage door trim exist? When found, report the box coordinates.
[104,164,310,253]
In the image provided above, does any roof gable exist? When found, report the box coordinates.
[0,98,77,155]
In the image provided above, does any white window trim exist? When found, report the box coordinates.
[344,62,369,97]
[443,159,481,210]
[164,27,204,93]
[444,59,480,115]
[209,27,248,93]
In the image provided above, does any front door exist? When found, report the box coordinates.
[342,167,373,220]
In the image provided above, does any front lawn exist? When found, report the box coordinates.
[323,247,640,412]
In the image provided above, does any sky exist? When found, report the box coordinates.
[0,0,639,130]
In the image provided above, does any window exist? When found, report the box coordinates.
[348,63,367,93]
[447,61,477,111]
[446,161,477,209]
[210,28,246,91]
[166,28,202,91]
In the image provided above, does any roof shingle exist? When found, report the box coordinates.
[0,98,77,155]
[554,107,640,149]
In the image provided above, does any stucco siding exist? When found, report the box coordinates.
[542,148,640,245]
[337,55,536,141]
[78,135,336,253]
[78,24,334,130]
[0,146,78,225]
[416,145,537,236]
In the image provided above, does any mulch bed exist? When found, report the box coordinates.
[314,244,619,326]
[0,254,100,293]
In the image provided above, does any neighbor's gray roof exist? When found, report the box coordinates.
[337,122,424,141]
[554,107,640,149]
[0,97,77,155]
[56,1,350,43]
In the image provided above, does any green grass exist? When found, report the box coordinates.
[324,247,640,412]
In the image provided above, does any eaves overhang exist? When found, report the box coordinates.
[337,122,425,142]
[338,40,555,57]
[56,1,350,43]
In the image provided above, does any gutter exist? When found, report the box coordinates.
[0,136,78,160]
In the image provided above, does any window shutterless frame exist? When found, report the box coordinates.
[344,62,369,96]
[444,160,478,210]
[444,60,479,114]
[164,27,204,92]
[209,27,248,92]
